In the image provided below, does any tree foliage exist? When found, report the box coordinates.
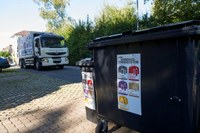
[139,13,157,29]
[66,3,137,65]
[94,3,137,37]
[0,51,11,58]
[152,0,200,25]
[35,0,200,65]
[53,23,73,40]
[53,3,137,65]
[34,0,70,30]
[66,17,93,65]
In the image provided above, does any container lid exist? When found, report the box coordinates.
[76,58,94,67]
[88,20,200,49]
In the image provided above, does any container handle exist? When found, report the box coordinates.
[169,96,181,103]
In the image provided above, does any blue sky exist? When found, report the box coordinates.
[0,0,150,49]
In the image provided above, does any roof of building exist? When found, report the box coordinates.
[12,30,31,37]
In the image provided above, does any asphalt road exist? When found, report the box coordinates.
[23,66,82,83]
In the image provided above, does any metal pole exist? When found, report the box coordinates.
[136,0,139,30]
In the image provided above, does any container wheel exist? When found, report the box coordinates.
[95,120,108,133]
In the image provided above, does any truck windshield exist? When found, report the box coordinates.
[42,38,66,48]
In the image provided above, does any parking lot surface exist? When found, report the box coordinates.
[0,67,138,133]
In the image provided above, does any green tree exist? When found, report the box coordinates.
[65,2,138,65]
[53,22,74,40]
[94,2,137,37]
[67,16,93,65]
[139,13,157,29]
[34,0,70,31]
[152,0,200,25]
[0,51,11,58]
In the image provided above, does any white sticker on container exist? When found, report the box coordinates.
[81,72,95,110]
[117,54,142,115]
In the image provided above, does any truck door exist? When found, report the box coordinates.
[34,38,41,56]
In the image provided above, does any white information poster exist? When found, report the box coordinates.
[117,54,142,115]
[81,72,95,110]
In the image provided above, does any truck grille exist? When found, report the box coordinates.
[46,52,66,55]
[52,57,61,63]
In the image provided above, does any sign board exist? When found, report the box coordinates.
[117,54,142,115]
[81,72,95,110]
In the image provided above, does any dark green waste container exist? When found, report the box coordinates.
[87,20,200,133]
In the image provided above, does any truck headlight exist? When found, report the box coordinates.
[42,58,49,63]
[65,57,68,61]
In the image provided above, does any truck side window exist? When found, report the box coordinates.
[35,39,39,48]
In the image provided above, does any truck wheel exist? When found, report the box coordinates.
[19,60,23,68]
[58,65,64,69]
[23,60,27,69]
[35,60,41,71]
[0,67,2,72]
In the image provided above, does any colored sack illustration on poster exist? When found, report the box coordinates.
[118,95,129,110]
[118,95,128,105]
[129,81,140,97]
[118,81,128,95]
[129,81,139,91]
[87,80,93,89]
[84,88,94,98]
[118,66,128,79]
[82,78,87,89]
[129,66,140,80]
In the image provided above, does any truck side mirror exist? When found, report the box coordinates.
[64,41,67,47]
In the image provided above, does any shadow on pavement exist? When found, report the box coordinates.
[0,67,137,133]
[0,67,80,111]
[23,66,82,83]
[108,125,122,133]
[23,99,89,133]
[24,108,66,133]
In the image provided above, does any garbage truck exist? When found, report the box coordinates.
[17,31,69,70]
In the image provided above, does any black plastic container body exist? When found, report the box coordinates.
[88,21,200,133]
[76,59,98,123]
